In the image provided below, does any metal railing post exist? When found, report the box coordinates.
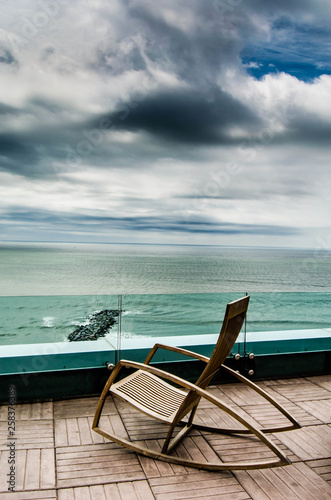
[117,294,122,364]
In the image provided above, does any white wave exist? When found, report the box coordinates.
[42,316,55,328]
[121,310,145,316]
[109,331,153,339]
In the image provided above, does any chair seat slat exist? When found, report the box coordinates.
[111,370,186,420]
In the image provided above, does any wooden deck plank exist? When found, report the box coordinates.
[306,375,331,392]
[78,416,94,445]
[57,471,146,489]
[145,438,191,475]
[99,413,129,441]
[184,434,223,464]
[103,484,122,499]
[152,484,249,499]
[57,455,137,473]
[89,484,108,500]
[14,449,26,491]
[148,471,235,485]
[65,418,81,447]
[277,424,331,460]
[263,467,312,500]
[133,479,156,500]
[56,443,145,489]
[117,481,137,499]
[0,402,53,422]
[26,449,41,490]
[40,449,56,490]
[296,399,331,423]
[220,384,270,407]
[137,441,185,478]
[241,469,288,500]
[151,477,242,493]
[149,472,250,500]
[0,420,54,451]
[55,418,68,447]
[113,400,171,441]
[56,443,130,458]
[263,377,306,385]
[153,489,249,499]
[0,491,57,499]
[54,397,116,419]
[242,399,321,427]
[269,382,331,402]
[65,481,155,500]
[233,471,271,500]
[203,431,291,466]
[55,414,128,448]
[17,404,31,421]
[57,456,141,476]
[194,405,252,432]
[31,403,42,420]
[305,458,331,484]
[235,466,324,500]
[303,424,331,454]
[273,462,331,500]
[198,386,240,408]
[71,486,91,500]
[58,488,75,500]
[0,450,11,492]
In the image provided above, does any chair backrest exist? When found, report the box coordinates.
[196,295,250,389]
[176,296,250,422]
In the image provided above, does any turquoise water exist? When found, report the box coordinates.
[0,243,330,345]
[0,292,330,345]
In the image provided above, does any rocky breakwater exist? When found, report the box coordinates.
[68,309,120,341]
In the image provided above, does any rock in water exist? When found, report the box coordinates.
[68,309,120,341]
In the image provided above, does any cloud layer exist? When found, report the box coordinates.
[0,0,331,247]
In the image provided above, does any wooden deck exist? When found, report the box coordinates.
[1,374,330,499]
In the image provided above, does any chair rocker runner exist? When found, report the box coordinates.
[92,296,300,470]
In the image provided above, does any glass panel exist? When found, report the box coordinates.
[120,292,243,340]
[0,294,119,345]
[1,292,330,347]
[245,292,331,333]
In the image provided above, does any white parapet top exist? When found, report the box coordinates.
[1,328,330,358]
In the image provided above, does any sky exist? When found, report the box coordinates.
[0,0,331,249]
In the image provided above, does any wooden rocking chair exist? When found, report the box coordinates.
[92,296,300,470]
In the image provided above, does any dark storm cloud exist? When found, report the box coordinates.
[98,88,261,144]
[27,97,67,115]
[1,206,300,237]
[286,116,331,145]
[0,48,17,65]
[0,103,19,115]
[0,131,61,178]
[0,133,40,169]
[126,3,236,85]
[180,183,310,201]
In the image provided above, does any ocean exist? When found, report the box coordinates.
[0,242,330,345]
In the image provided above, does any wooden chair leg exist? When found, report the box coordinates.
[162,405,199,454]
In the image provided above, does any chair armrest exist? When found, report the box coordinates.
[144,343,210,365]
[117,359,205,391]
